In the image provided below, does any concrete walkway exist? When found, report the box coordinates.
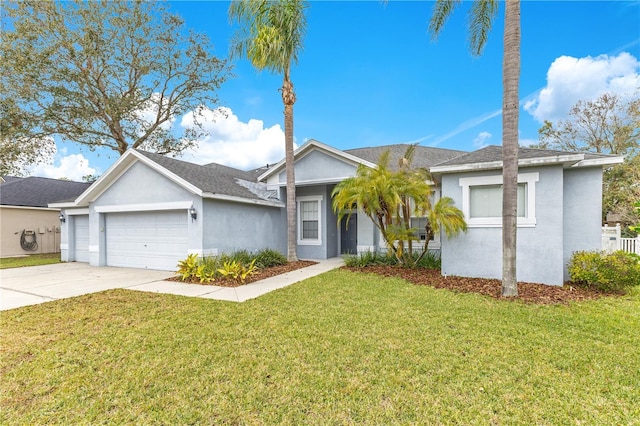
[0,258,344,311]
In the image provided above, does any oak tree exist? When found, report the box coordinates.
[1,0,231,163]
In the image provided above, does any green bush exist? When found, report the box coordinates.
[254,249,287,268]
[414,250,442,270]
[568,250,640,293]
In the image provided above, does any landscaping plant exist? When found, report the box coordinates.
[176,249,281,284]
[568,250,640,293]
[332,145,466,268]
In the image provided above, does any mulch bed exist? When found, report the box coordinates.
[167,260,317,288]
[344,266,617,305]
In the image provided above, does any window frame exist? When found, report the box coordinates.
[459,172,539,228]
[297,195,323,245]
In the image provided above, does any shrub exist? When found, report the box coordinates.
[176,253,199,281]
[217,259,258,283]
[254,249,287,268]
[414,250,441,270]
[344,251,398,268]
[230,250,253,265]
[568,250,640,293]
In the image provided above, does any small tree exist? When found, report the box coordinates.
[1,0,230,157]
[229,0,308,262]
[332,146,466,267]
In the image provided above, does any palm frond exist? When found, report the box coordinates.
[428,0,462,40]
[468,0,498,56]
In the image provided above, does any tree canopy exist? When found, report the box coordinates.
[1,0,231,163]
[533,92,640,231]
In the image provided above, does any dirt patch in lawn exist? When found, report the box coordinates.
[344,266,617,305]
[168,261,318,287]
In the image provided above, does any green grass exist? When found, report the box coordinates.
[2,270,639,424]
[0,253,61,269]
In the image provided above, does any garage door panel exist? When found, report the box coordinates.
[73,215,90,263]
[106,211,188,271]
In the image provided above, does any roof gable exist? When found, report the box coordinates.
[345,144,466,170]
[258,139,377,181]
[69,150,281,207]
[430,145,623,173]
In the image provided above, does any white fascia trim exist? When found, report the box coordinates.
[48,202,79,208]
[459,172,539,228]
[95,201,193,213]
[258,139,376,181]
[74,151,138,205]
[270,176,355,188]
[203,192,284,208]
[1,205,60,212]
[133,151,203,196]
[431,154,585,173]
[571,156,624,168]
[66,208,90,216]
[75,150,203,205]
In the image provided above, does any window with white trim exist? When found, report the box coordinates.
[459,173,538,227]
[297,196,322,245]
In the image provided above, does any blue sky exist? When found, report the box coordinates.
[31,0,640,179]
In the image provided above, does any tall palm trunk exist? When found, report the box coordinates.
[282,73,298,261]
[501,0,520,296]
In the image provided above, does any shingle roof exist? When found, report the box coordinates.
[136,151,280,203]
[345,144,466,170]
[1,176,24,185]
[432,145,616,167]
[0,177,92,207]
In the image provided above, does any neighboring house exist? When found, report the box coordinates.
[53,140,622,285]
[0,177,91,257]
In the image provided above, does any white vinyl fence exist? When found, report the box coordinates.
[602,224,640,255]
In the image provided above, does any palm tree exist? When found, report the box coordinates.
[332,146,466,267]
[429,0,521,296]
[229,0,307,262]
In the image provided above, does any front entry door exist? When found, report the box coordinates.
[340,215,357,254]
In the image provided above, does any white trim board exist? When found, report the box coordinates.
[95,201,193,213]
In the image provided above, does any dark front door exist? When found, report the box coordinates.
[340,215,357,254]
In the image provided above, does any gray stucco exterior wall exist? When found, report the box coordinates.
[277,150,358,184]
[202,199,286,256]
[440,166,566,286]
[562,167,603,280]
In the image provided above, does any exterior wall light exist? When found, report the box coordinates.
[59,212,66,223]
[189,206,197,221]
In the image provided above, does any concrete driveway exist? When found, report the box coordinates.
[0,262,171,311]
[0,258,345,311]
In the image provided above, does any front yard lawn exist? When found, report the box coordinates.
[1,269,639,424]
[0,253,61,269]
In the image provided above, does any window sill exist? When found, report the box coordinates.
[297,240,322,246]
[467,218,536,228]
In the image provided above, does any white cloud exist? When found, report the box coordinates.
[473,131,492,149]
[525,52,640,122]
[28,151,97,181]
[179,107,290,170]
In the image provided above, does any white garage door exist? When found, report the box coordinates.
[105,211,188,271]
[73,215,90,263]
